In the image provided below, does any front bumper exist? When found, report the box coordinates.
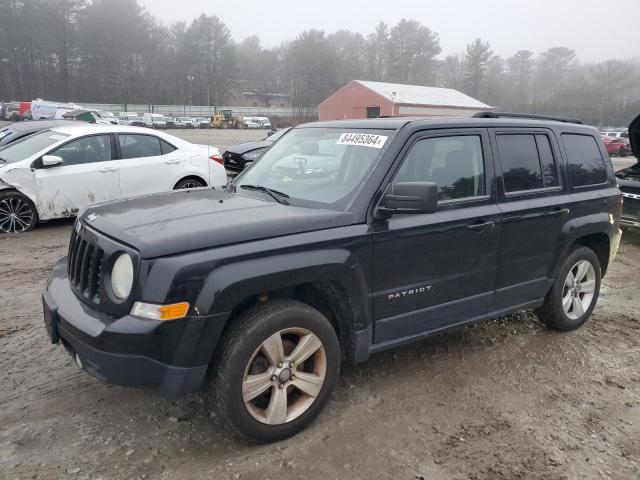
[43,257,226,398]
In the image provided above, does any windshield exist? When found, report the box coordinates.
[0,130,70,164]
[266,128,290,142]
[235,127,392,209]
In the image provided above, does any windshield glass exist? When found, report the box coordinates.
[235,127,392,209]
[0,130,69,164]
[266,128,290,142]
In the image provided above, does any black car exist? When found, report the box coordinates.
[223,127,291,173]
[43,113,622,443]
[615,113,640,228]
[0,119,76,147]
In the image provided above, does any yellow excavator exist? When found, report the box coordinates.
[211,109,246,129]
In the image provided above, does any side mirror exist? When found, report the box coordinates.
[380,182,438,215]
[42,155,64,166]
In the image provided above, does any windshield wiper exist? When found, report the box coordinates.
[240,184,290,205]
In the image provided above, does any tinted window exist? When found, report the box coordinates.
[118,134,162,159]
[52,135,112,166]
[498,134,543,192]
[394,135,485,200]
[160,140,176,155]
[562,134,607,186]
[535,134,559,187]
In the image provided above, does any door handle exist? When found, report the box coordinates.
[467,220,495,231]
[99,167,117,173]
[164,159,181,165]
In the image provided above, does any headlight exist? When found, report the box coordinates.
[111,253,133,300]
[242,149,265,161]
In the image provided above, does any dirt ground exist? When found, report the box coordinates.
[0,126,639,479]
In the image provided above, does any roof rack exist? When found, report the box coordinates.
[472,111,583,124]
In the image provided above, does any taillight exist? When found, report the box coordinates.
[209,154,223,165]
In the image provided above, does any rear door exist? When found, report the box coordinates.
[116,133,185,197]
[490,129,570,310]
[371,129,502,343]
[34,134,120,218]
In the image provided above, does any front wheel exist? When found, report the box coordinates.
[210,300,340,443]
[0,191,38,233]
[536,246,601,331]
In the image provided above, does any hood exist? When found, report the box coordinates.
[630,113,640,158]
[83,189,352,258]
[225,140,272,155]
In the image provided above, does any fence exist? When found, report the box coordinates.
[78,103,318,118]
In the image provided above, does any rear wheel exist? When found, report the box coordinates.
[536,246,601,331]
[174,177,206,189]
[210,299,340,443]
[0,191,38,233]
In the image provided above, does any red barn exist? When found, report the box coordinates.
[319,80,492,121]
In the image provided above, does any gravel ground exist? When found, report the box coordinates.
[0,121,639,479]
[0,224,639,480]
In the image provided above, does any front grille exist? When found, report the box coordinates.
[622,195,640,218]
[223,151,243,167]
[68,228,104,304]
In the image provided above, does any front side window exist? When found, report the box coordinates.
[235,127,392,208]
[51,134,112,166]
[393,135,485,201]
[118,134,162,159]
[562,134,607,186]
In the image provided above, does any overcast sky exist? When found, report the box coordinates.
[138,0,638,62]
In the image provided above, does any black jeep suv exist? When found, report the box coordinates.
[43,113,622,443]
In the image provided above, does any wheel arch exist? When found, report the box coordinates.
[173,174,208,189]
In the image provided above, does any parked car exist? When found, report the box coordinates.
[164,117,177,129]
[118,112,145,127]
[141,113,168,129]
[196,117,212,129]
[41,113,622,442]
[0,125,226,233]
[601,135,622,156]
[244,118,262,129]
[101,111,119,124]
[244,116,272,129]
[222,127,291,174]
[173,117,193,129]
[0,120,76,147]
[62,109,115,125]
[615,114,640,228]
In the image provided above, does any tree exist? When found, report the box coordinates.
[386,19,441,85]
[439,53,466,90]
[365,21,389,81]
[507,50,534,105]
[533,46,576,101]
[464,38,492,98]
[328,30,367,87]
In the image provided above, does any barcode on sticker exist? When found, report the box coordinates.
[336,133,388,149]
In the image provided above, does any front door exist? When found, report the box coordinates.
[372,130,501,344]
[34,134,120,219]
[116,134,185,196]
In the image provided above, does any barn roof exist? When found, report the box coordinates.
[355,80,492,109]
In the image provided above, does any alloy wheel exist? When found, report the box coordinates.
[0,197,35,233]
[562,259,596,320]
[242,328,327,425]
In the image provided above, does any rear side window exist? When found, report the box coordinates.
[562,134,607,186]
[497,133,559,192]
[160,140,176,155]
[118,134,162,159]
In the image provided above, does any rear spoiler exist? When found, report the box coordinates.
[629,114,640,159]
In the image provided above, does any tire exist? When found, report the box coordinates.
[174,177,206,189]
[536,246,601,331]
[0,191,38,233]
[210,299,340,443]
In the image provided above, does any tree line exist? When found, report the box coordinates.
[1,0,639,126]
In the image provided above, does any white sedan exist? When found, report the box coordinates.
[0,125,227,233]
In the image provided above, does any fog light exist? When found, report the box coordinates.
[130,301,190,321]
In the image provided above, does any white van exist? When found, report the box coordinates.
[142,113,168,129]
[31,100,81,120]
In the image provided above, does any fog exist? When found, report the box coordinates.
[138,0,639,62]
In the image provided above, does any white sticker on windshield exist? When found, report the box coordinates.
[336,133,388,149]
[49,134,65,141]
